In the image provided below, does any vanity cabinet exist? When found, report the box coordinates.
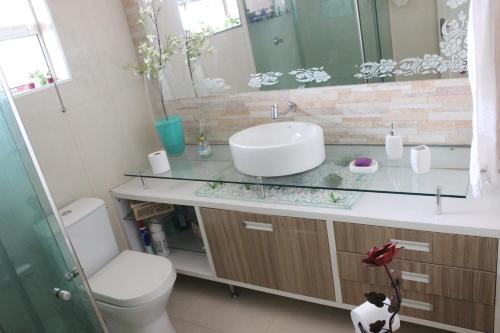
[334,222,498,272]
[200,208,336,300]
[335,222,498,332]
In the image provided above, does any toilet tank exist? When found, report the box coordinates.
[60,198,120,277]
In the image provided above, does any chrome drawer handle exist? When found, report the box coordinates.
[243,221,273,232]
[401,299,433,312]
[390,239,430,253]
[401,271,431,284]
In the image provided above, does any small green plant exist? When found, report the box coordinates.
[326,173,343,187]
[185,27,214,62]
[184,27,214,96]
[127,0,180,119]
[224,15,241,28]
[207,176,224,190]
[329,192,340,204]
[128,0,216,105]
[29,70,47,86]
[133,34,179,79]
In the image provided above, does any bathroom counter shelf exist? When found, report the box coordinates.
[125,144,470,199]
[116,200,212,278]
[167,227,206,254]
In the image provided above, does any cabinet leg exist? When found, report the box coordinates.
[228,284,239,298]
[436,185,442,215]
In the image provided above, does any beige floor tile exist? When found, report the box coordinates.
[169,276,451,333]
[267,298,354,333]
[172,318,223,333]
[169,277,280,333]
[167,275,214,318]
[268,297,448,333]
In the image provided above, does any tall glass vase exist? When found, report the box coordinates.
[143,65,185,156]
[155,115,185,156]
[190,60,209,97]
[159,63,175,102]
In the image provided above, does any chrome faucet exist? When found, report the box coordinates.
[271,101,296,120]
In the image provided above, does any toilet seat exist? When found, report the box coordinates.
[89,250,176,307]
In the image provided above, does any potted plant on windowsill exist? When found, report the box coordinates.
[29,70,48,87]
[128,0,185,156]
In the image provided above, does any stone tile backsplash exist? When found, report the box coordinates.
[154,78,472,146]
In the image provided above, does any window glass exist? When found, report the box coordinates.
[0,36,50,90]
[0,0,69,94]
[178,0,241,33]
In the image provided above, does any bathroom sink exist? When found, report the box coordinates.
[229,122,326,177]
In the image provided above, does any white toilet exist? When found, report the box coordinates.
[60,198,177,333]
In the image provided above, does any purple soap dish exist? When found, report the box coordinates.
[354,157,372,167]
[349,158,379,174]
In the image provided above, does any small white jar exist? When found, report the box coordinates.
[411,145,431,174]
[149,222,170,257]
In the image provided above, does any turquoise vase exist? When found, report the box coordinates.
[154,115,185,156]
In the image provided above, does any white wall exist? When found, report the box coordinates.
[388,0,440,80]
[13,0,159,249]
[199,27,257,95]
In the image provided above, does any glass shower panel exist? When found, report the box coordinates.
[358,0,395,83]
[292,0,364,86]
[0,76,104,332]
[246,0,304,90]
[245,0,366,89]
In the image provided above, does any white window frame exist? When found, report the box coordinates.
[0,0,70,95]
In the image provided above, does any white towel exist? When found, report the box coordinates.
[468,0,499,197]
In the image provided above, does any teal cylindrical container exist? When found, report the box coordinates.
[154,115,185,156]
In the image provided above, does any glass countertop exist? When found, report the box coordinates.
[125,145,470,198]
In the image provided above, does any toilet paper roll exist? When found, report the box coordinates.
[148,150,171,175]
[351,299,400,333]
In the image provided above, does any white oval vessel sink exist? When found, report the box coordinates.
[229,122,326,177]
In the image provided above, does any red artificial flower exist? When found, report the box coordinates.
[363,243,398,267]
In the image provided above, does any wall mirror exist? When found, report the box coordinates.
[155,0,470,99]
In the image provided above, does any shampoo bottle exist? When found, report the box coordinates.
[149,222,170,257]
[138,222,154,254]
[385,122,403,160]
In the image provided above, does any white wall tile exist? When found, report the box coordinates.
[22,113,94,208]
[13,0,156,250]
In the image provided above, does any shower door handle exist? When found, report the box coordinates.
[52,288,72,301]
[273,37,283,45]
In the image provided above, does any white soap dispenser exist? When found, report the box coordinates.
[385,122,403,160]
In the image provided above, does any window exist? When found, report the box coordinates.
[177,0,241,33]
[0,0,69,94]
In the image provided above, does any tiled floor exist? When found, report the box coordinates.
[168,276,450,333]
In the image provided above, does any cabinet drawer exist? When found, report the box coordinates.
[200,208,336,300]
[335,222,498,272]
[338,252,496,305]
[342,280,494,332]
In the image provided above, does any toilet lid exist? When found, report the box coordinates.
[89,250,176,307]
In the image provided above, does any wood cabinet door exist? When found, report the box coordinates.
[200,208,335,300]
[342,280,494,333]
[200,208,279,289]
[338,252,496,305]
[335,222,498,272]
